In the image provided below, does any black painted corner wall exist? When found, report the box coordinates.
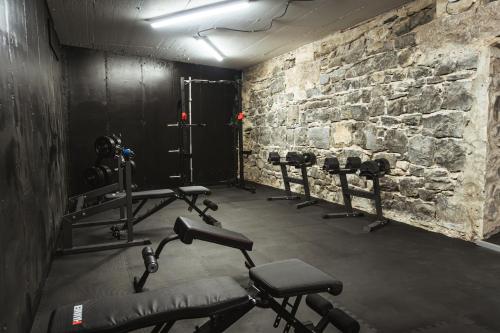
[0,0,68,332]
[64,47,241,194]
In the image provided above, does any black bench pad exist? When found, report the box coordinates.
[104,189,176,201]
[178,186,211,196]
[249,259,343,298]
[131,189,176,200]
[48,277,250,333]
[174,216,253,251]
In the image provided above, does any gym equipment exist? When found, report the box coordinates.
[62,136,221,255]
[108,185,221,240]
[169,77,255,194]
[83,162,136,189]
[94,134,122,160]
[227,81,256,193]
[60,147,151,255]
[49,217,360,333]
[323,157,390,232]
[267,151,318,209]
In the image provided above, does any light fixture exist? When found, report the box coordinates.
[196,36,224,62]
[149,0,250,29]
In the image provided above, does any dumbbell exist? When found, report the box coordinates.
[83,166,106,188]
[268,152,282,165]
[345,157,362,172]
[323,157,341,173]
[286,152,303,166]
[95,135,122,159]
[359,158,390,177]
[302,152,317,167]
[375,158,390,175]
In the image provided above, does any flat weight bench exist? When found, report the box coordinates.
[48,260,359,333]
[104,186,221,239]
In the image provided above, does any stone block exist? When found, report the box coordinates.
[406,85,442,114]
[408,135,436,166]
[441,82,473,111]
[401,114,422,126]
[370,98,386,117]
[294,127,308,146]
[308,127,330,149]
[384,129,408,154]
[395,33,416,49]
[422,111,464,138]
[331,122,354,147]
[387,98,406,116]
[409,164,425,177]
[319,73,330,85]
[399,177,425,197]
[380,176,399,192]
[434,138,466,171]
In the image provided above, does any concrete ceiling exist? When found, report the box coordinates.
[47,0,414,69]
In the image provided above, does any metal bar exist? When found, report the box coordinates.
[63,197,126,221]
[301,166,311,200]
[131,197,177,227]
[133,199,148,217]
[180,77,186,184]
[286,177,305,185]
[68,183,120,202]
[125,160,134,242]
[281,164,292,197]
[73,219,125,228]
[59,239,151,256]
[267,297,315,333]
[188,76,193,184]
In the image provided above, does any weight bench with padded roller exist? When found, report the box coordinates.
[134,216,254,292]
[48,260,359,333]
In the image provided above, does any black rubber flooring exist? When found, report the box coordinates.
[31,184,500,333]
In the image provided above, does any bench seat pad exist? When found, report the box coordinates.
[48,277,250,333]
[249,259,343,298]
[178,186,211,196]
[174,216,253,251]
[104,189,176,201]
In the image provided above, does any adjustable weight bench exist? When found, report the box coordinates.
[106,185,221,240]
[48,260,359,333]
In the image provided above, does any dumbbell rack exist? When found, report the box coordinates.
[59,154,150,255]
[268,152,318,209]
[323,157,389,232]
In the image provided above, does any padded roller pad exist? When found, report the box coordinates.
[249,259,343,298]
[48,277,250,333]
[104,189,175,201]
[174,216,253,251]
[178,186,211,196]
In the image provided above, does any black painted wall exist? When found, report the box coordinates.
[65,47,241,194]
[0,0,68,332]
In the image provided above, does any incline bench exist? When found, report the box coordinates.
[49,217,360,333]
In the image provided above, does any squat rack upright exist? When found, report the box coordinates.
[168,77,254,192]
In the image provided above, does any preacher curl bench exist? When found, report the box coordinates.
[48,217,360,333]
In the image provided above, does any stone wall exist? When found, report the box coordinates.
[484,44,500,237]
[242,0,500,240]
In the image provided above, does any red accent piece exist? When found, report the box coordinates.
[72,320,82,326]
[181,112,188,121]
[237,112,244,121]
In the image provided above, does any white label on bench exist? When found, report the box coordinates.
[72,305,83,325]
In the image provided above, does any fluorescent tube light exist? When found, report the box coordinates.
[149,0,250,29]
[197,36,224,62]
